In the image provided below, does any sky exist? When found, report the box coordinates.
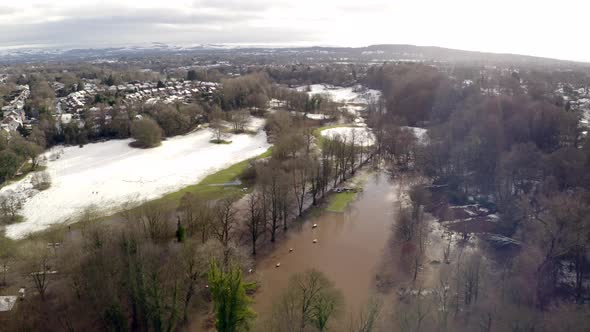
[0,0,588,62]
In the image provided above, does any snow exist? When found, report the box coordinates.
[269,98,285,108]
[581,109,590,126]
[289,111,331,120]
[305,113,330,120]
[296,84,381,104]
[320,127,375,146]
[487,214,500,221]
[0,296,17,312]
[2,118,270,239]
[339,105,366,116]
[402,126,429,145]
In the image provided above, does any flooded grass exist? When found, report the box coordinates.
[325,191,357,212]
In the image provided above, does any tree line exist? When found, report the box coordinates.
[366,62,590,329]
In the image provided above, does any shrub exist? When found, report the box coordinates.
[130,117,163,148]
[31,171,51,191]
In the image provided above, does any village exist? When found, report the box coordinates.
[56,79,219,126]
[0,69,224,139]
[1,84,30,132]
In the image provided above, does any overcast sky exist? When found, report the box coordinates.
[0,0,588,62]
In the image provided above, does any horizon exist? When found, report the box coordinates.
[0,0,589,62]
[1,41,587,65]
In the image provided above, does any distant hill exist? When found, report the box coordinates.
[274,44,589,68]
[0,43,587,68]
[363,44,586,67]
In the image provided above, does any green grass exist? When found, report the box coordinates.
[210,139,233,144]
[0,215,24,226]
[325,192,357,212]
[258,147,273,158]
[156,147,273,203]
[0,164,47,190]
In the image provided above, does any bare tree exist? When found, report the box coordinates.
[309,157,322,206]
[210,107,229,143]
[271,269,344,331]
[289,158,310,216]
[395,287,432,332]
[179,241,206,324]
[179,193,213,243]
[0,236,16,286]
[432,269,452,331]
[229,109,250,133]
[0,191,21,224]
[31,171,51,191]
[258,162,285,242]
[463,254,482,306]
[247,190,266,255]
[139,200,171,241]
[23,243,53,301]
[212,196,238,249]
[348,298,381,332]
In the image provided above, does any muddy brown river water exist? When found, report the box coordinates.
[251,171,403,325]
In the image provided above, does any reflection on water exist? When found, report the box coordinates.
[252,171,399,321]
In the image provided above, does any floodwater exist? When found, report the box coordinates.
[252,171,402,323]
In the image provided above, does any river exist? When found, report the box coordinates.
[251,170,403,327]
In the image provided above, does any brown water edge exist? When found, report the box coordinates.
[251,170,401,328]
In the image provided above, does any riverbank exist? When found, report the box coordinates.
[249,170,397,329]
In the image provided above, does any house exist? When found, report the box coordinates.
[0,116,22,132]
[2,110,24,122]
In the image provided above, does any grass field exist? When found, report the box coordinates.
[311,124,354,147]
[312,124,350,139]
[325,191,357,212]
[3,147,274,241]
[157,146,272,203]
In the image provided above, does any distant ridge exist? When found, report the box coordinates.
[363,44,584,65]
[0,43,587,68]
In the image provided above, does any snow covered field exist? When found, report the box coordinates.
[320,127,376,146]
[2,118,270,239]
[296,84,381,104]
[319,126,426,147]
[403,126,429,145]
[582,109,590,126]
[339,105,366,115]
[288,111,332,120]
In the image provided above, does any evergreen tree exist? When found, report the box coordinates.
[175,217,186,243]
[187,70,198,81]
[208,261,256,332]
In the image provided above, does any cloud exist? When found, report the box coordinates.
[0,6,317,48]
[68,8,253,25]
[0,6,19,16]
[191,0,275,12]
[0,0,325,48]
[0,0,588,61]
